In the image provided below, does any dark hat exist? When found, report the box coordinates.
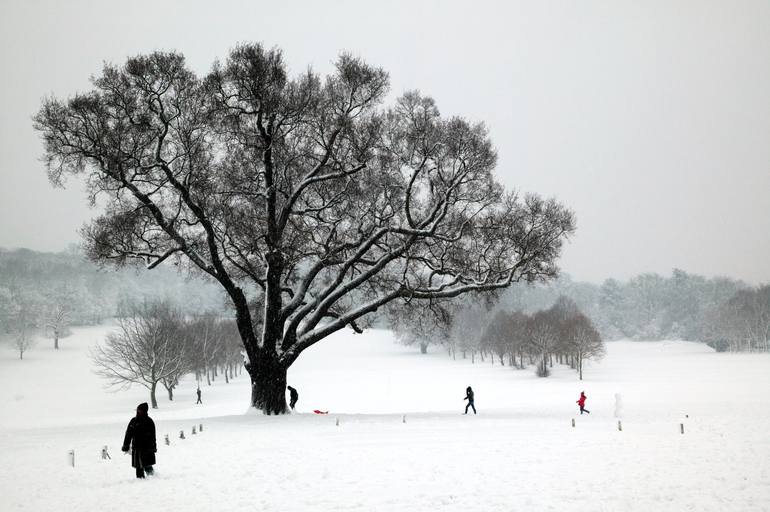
[137,402,149,412]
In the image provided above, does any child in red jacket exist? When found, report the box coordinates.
[577,391,590,415]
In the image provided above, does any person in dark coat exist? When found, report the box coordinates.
[287,385,299,410]
[577,391,590,415]
[463,386,476,415]
[196,387,202,404]
[122,402,157,478]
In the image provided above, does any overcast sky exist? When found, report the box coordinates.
[0,0,768,284]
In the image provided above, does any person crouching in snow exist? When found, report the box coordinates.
[122,402,157,478]
[464,386,476,415]
[577,391,590,415]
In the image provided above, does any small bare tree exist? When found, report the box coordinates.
[527,309,559,377]
[188,313,222,385]
[44,290,73,350]
[8,290,40,360]
[14,325,35,360]
[481,310,512,365]
[450,302,489,363]
[160,328,192,401]
[91,301,189,408]
[388,300,452,354]
[507,310,530,368]
[563,312,604,380]
[218,319,245,382]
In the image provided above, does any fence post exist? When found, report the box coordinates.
[618,420,622,431]
[336,417,340,427]
[165,434,170,446]
[192,426,197,435]
[199,423,203,432]
[402,415,406,424]
[180,430,186,439]
[571,418,575,428]
[680,423,684,435]
[68,450,75,467]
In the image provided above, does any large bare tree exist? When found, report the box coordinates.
[35,44,575,413]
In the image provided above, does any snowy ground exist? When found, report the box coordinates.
[1,326,769,511]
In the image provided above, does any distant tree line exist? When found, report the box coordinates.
[2,249,766,361]
[91,299,244,408]
[389,295,604,379]
[495,270,769,352]
[0,248,224,357]
[482,297,603,379]
[700,285,770,352]
[390,269,768,355]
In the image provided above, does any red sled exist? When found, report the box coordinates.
[313,410,329,415]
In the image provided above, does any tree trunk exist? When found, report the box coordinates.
[250,250,290,412]
[471,350,475,364]
[248,360,288,415]
[54,329,59,350]
[579,353,583,380]
[224,366,229,384]
[150,382,158,409]
[161,377,175,401]
[538,352,549,377]
[206,370,211,386]
[420,342,428,354]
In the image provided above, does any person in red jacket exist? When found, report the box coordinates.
[577,391,590,415]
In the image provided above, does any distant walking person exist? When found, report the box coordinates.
[577,391,590,415]
[121,402,157,479]
[464,386,476,415]
[287,385,299,410]
[196,387,202,404]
